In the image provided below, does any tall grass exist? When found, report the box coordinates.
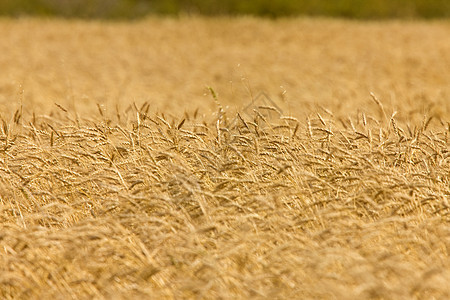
[0,17,449,299]
[0,97,448,298]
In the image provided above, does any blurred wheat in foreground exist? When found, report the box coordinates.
[0,100,448,299]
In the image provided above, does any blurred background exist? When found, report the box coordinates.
[1,0,450,19]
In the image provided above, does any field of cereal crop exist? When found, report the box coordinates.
[0,17,449,299]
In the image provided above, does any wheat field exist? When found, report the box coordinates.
[0,17,449,299]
